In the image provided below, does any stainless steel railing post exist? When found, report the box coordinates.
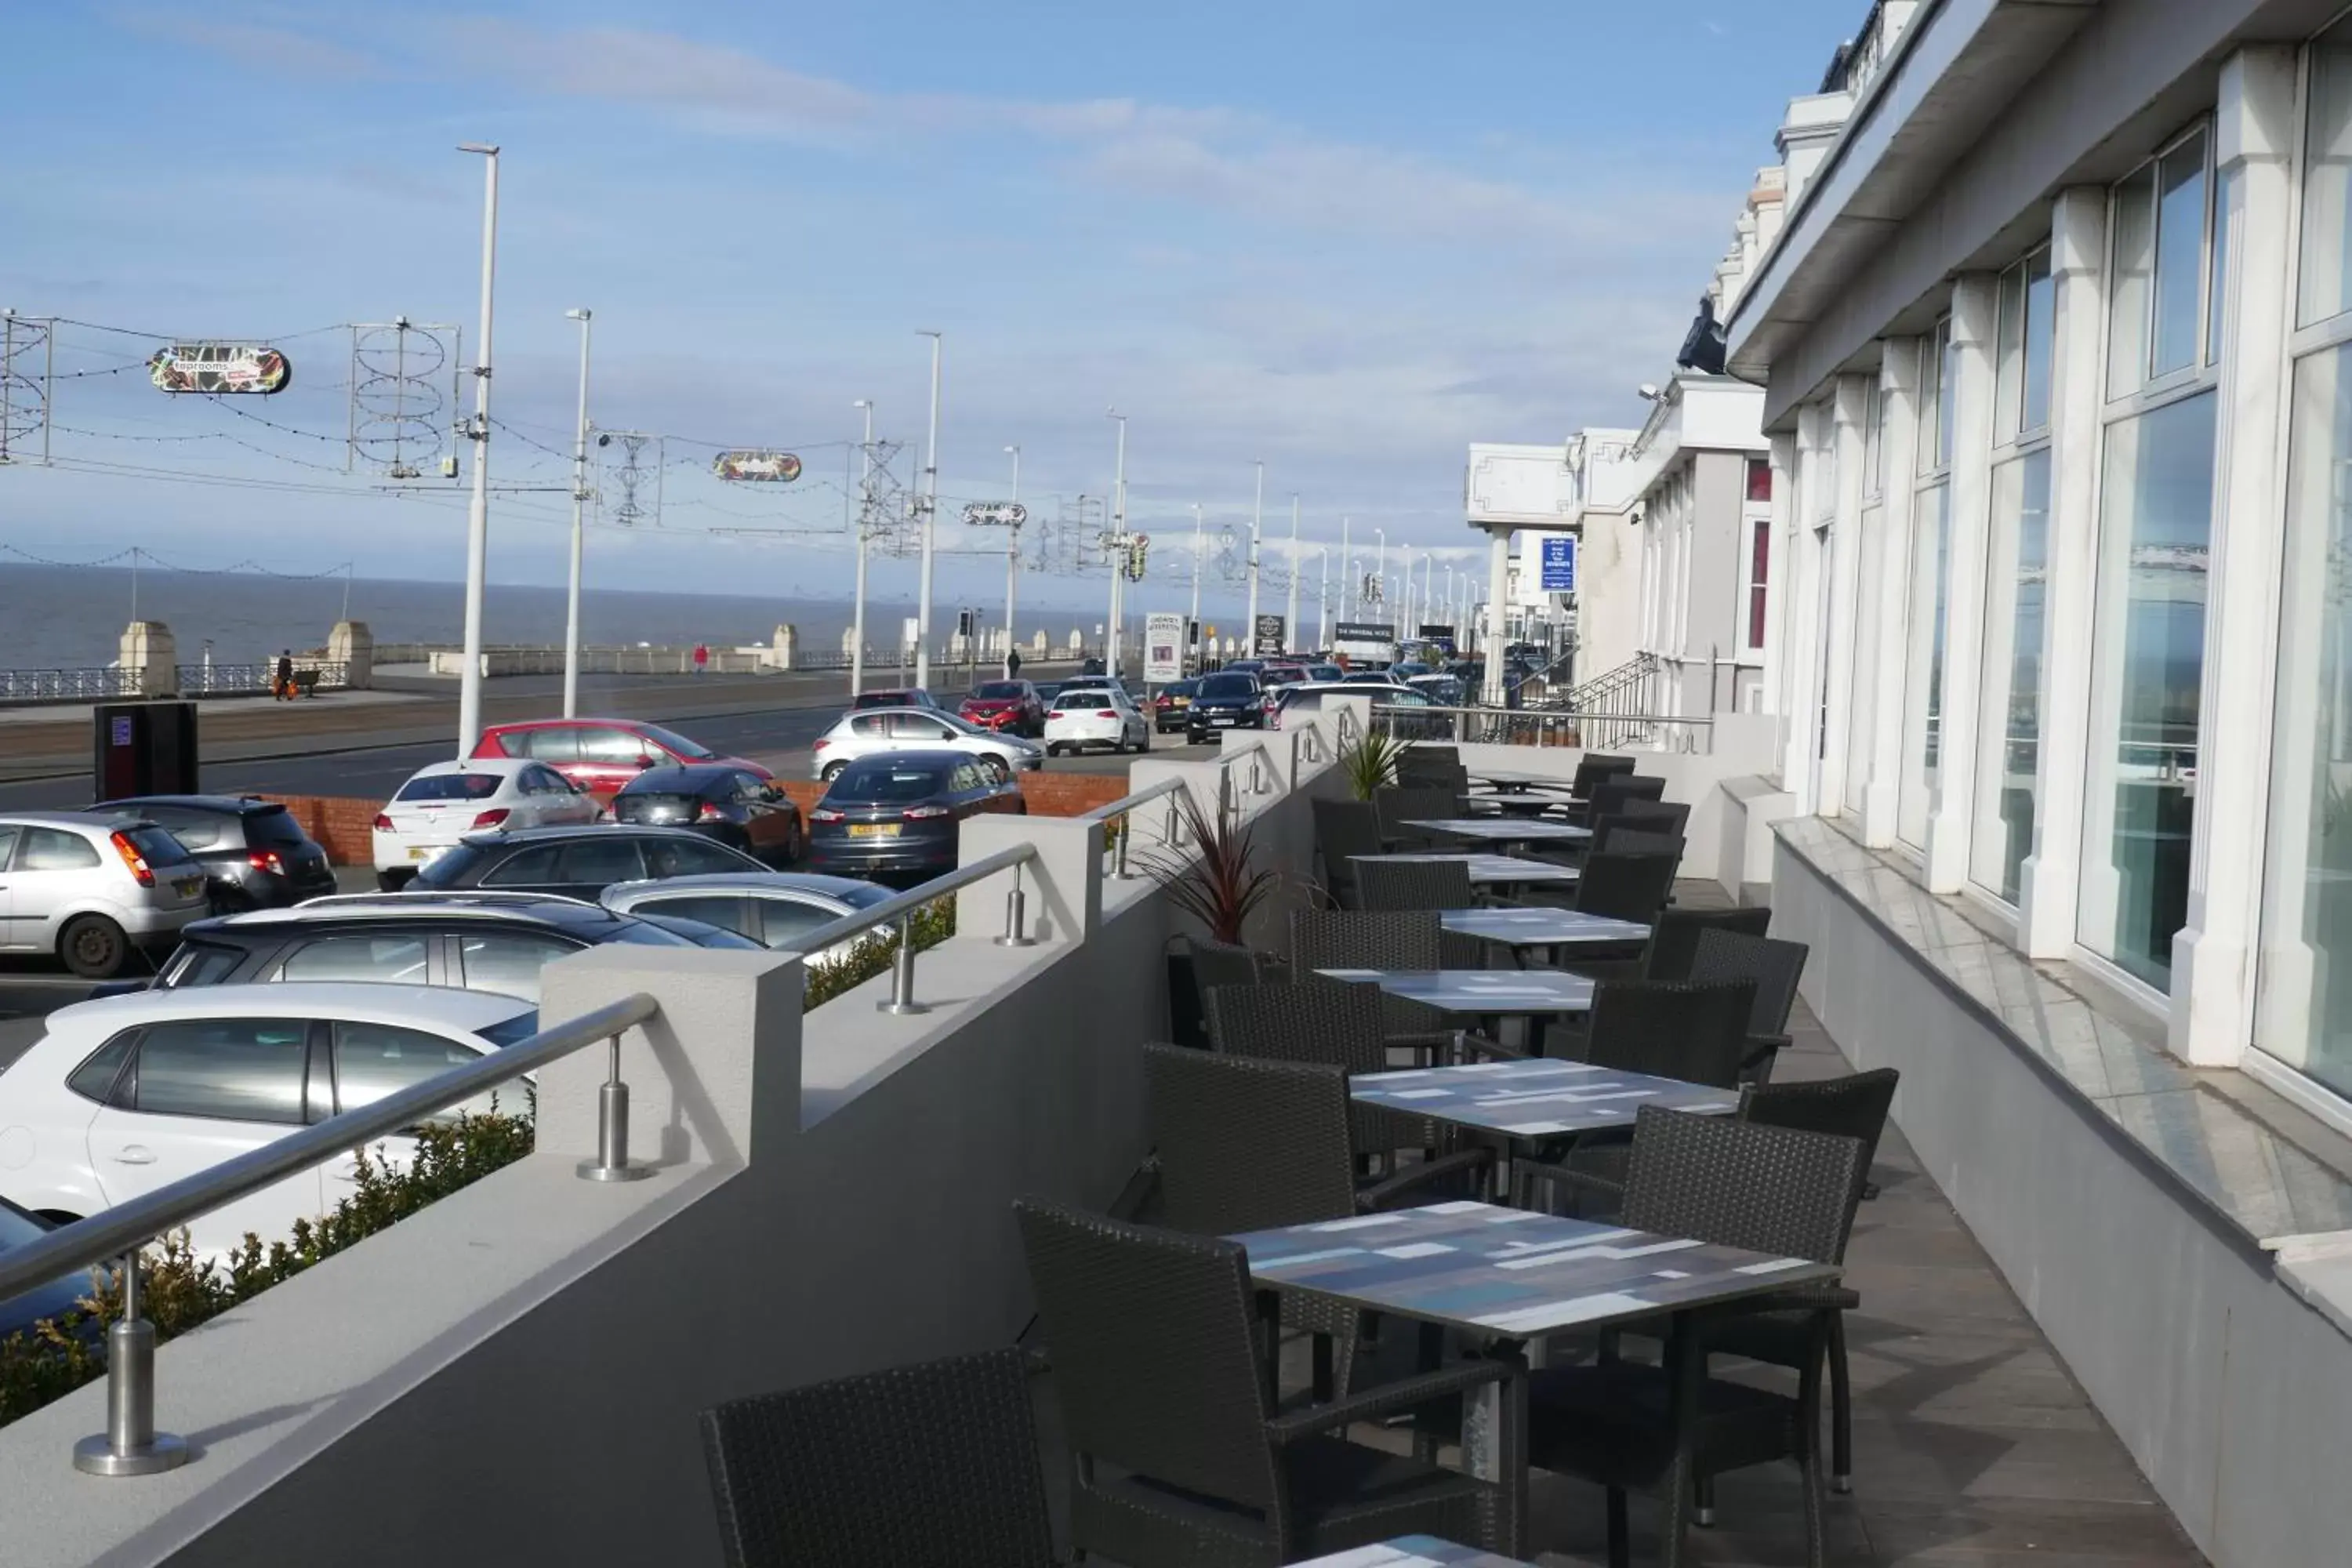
[579,1033,652,1182]
[996,860,1037,946]
[74,1251,187,1476]
[879,913,929,1015]
[1112,813,1138,880]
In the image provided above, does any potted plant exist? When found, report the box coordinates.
[1337,728,1410,800]
[1142,789,1283,1047]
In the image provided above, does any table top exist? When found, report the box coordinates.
[1403,818,1592,844]
[1439,907,1648,948]
[1352,1057,1739,1136]
[1315,968,1596,1014]
[1349,851,1580,887]
[1295,1539,1537,1568]
[1468,771,1577,791]
[1229,1200,1840,1338]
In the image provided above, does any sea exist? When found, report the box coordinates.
[0,563,1128,671]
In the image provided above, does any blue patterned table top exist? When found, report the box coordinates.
[1403,817,1592,844]
[1439,906,1648,948]
[1348,851,1579,886]
[1228,1200,1838,1338]
[1294,1537,1537,1567]
[1352,1056,1739,1135]
[1316,968,1595,1014]
[1466,771,1577,791]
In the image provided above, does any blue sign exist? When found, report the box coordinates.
[111,717,133,747]
[1540,535,1577,593]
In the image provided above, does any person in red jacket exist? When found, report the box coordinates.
[692,642,710,676]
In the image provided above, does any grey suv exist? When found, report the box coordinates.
[0,812,210,977]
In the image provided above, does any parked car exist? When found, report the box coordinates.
[809,707,1043,783]
[1152,677,1200,733]
[0,1196,89,1340]
[1408,673,1467,707]
[1033,681,1065,706]
[1341,670,1411,689]
[372,759,601,891]
[409,825,768,902]
[1184,670,1266,744]
[806,750,1027,884]
[957,680,1047,737]
[601,873,895,967]
[1043,684,1150,756]
[1274,682,1451,739]
[0,983,539,1254]
[150,893,708,1004]
[0,812,209,978]
[89,795,336,913]
[608,764,804,866]
[471,717,771,799]
[1305,662,1344,682]
[849,688,939,712]
[1080,657,1105,677]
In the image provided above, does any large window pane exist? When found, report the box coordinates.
[1916,328,1945,475]
[2022,249,2055,431]
[131,1018,309,1124]
[2078,392,2216,988]
[2150,131,2208,379]
[2257,345,2352,1096]
[1995,263,2026,439]
[1973,449,2053,902]
[2299,27,2352,328]
[2109,164,2156,398]
[1899,482,1950,847]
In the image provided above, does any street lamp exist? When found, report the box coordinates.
[1245,459,1263,652]
[561,306,591,719]
[1284,493,1300,656]
[914,331,942,689]
[1002,443,1022,673]
[851,398,875,697]
[1106,409,1128,680]
[455,141,499,757]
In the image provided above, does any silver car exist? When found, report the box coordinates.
[600,872,893,967]
[0,812,210,978]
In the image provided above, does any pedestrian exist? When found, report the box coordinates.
[692,641,710,677]
[274,648,295,701]
[1006,645,1022,680]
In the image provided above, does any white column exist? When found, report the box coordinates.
[1817,375,1871,814]
[2171,48,2296,1066]
[2017,189,2111,955]
[1924,273,2000,892]
[1863,341,1922,848]
[1779,404,1829,804]
[1482,526,1512,703]
[1757,433,1797,764]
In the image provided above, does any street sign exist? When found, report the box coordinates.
[1540,535,1577,593]
[1418,623,1456,641]
[1145,613,1184,682]
[1334,621,1394,642]
[148,343,290,395]
[962,502,1029,527]
[1253,614,1286,656]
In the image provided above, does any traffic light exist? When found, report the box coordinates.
[956,608,976,637]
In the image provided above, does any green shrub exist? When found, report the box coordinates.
[801,897,956,1009]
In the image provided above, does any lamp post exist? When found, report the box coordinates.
[915,331,942,689]
[1374,528,1387,622]
[455,141,499,757]
[1002,443,1021,673]
[1340,517,1352,620]
[1317,547,1330,650]
[561,307,592,719]
[1106,409,1128,679]
[1283,492,1299,655]
[1189,502,1203,669]
[851,398,874,697]
[1244,459,1263,652]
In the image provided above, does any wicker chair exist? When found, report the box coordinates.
[1588,774,1667,822]
[1686,929,1809,1083]
[700,1346,1060,1568]
[1373,786,1462,851]
[1312,797,1385,909]
[1573,849,1680,923]
[1356,858,1479,913]
[1607,797,1693,837]
[1571,753,1636,797]
[1589,826,1686,860]
[1396,745,1463,786]
[1642,906,1772,982]
[1177,938,1268,1050]
[1287,909,1499,1054]
[1519,1107,1864,1568]
[1014,1199,1515,1566]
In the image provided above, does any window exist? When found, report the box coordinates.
[0,826,17,869]
[849,714,890,736]
[330,1022,482,1117]
[140,808,224,851]
[480,844,569,887]
[20,829,100,870]
[1745,520,1771,652]
[129,1018,309,1124]
[2109,129,2212,398]
[1917,321,1954,474]
[888,712,952,741]
[638,837,749,879]
[1995,247,2055,440]
[395,773,503,803]
[520,728,580,763]
[456,932,578,998]
[279,933,433,985]
[1863,389,1886,495]
[1744,458,1772,503]
[2109,162,2158,394]
[2077,391,2216,988]
[1899,483,1951,848]
[1972,448,2053,903]
[159,941,245,989]
[579,728,648,764]
[634,895,759,942]
[554,838,651,886]
[2299,24,2352,328]
[67,1032,136,1105]
[753,898,844,949]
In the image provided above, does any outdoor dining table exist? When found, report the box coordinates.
[1294,1537,1538,1567]
[1350,1057,1740,1138]
[1461,788,1573,819]
[1314,968,1595,1017]
[1227,1200,1844,1556]
[1348,851,1579,892]
[1402,818,1592,851]
[1465,769,1577,793]
[1439,906,1646,971]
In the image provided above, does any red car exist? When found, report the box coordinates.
[472,717,773,800]
[959,680,1045,737]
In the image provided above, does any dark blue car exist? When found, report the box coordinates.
[805,750,1026,885]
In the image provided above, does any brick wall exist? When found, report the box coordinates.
[267,771,1131,865]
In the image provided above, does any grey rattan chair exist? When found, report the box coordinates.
[1572,849,1680,924]
[1588,774,1667,822]
[1374,786,1461,851]
[1604,797,1692,838]
[1288,909,1499,1054]
[1589,826,1686,860]
[1396,746,1463,786]
[700,1346,1060,1568]
[1312,797,1385,909]
[1686,928,1809,1083]
[1178,938,1269,1050]
[1519,1107,1864,1568]
[1014,1198,1515,1566]
[1642,906,1772,982]
[1571,753,1636,798]
[1356,858,1479,913]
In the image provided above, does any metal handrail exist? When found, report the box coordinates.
[783,842,1042,1007]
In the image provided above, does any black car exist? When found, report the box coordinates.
[1185,670,1266,743]
[1152,677,1200,734]
[610,764,804,866]
[408,826,767,902]
[806,749,1026,884]
[0,1196,90,1336]
[92,794,336,911]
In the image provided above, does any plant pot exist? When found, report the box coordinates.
[1167,945,1207,1050]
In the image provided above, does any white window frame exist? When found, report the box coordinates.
[1742,458,1773,657]
[2103,122,2220,415]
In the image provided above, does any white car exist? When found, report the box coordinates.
[373,759,600,890]
[600,872,895,968]
[1043,684,1150,756]
[808,708,1044,783]
[0,983,538,1256]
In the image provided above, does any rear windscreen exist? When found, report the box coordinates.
[243,807,309,848]
[124,826,196,866]
[412,844,490,888]
[831,765,949,803]
[397,774,504,803]
[972,682,1024,699]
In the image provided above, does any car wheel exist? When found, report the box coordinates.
[1134,728,1150,753]
[981,756,1011,782]
[377,868,416,891]
[786,821,804,862]
[59,914,129,980]
[822,761,849,783]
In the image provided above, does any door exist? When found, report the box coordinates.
[574,727,653,797]
[84,1016,324,1254]
[733,771,795,862]
[0,825,20,945]
[450,929,581,1001]
[12,826,111,949]
[628,892,761,943]
[321,1019,499,1191]
[522,764,596,828]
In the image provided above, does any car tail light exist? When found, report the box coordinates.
[248,850,286,877]
[1096,710,1119,719]
[471,808,511,829]
[1049,710,1065,719]
[811,806,847,823]
[903,804,952,820]
[698,801,727,821]
[813,739,830,751]
[109,831,154,887]
[372,813,394,830]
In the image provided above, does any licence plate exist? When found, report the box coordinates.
[1210,715,1236,725]
[408,845,436,862]
[848,823,900,838]
[172,878,201,898]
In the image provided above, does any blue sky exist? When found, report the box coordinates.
[2,1,1862,622]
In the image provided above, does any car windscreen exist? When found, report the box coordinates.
[831,763,951,802]
[635,724,716,760]
[1198,673,1256,699]
[476,1011,542,1048]
[1054,689,1116,708]
[971,682,1025,699]
[243,806,310,848]
[397,773,506,803]
[603,920,696,947]
[122,825,197,866]
[411,844,492,888]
